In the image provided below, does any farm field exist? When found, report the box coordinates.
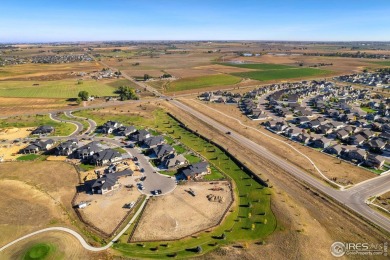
[165,74,242,92]
[0,79,121,98]
[219,62,295,70]
[231,67,331,81]
[0,62,102,80]
[0,114,76,136]
[0,97,73,116]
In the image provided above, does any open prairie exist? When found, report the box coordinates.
[0,161,79,246]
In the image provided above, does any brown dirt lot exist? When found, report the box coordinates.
[0,127,31,140]
[0,97,72,116]
[0,143,27,160]
[132,181,233,241]
[163,101,389,259]
[179,99,375,185]
[76,175,141,234]
[0,161,80,245]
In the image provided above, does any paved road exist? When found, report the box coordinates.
[171,99,390,234]
[0,197,148,252]
[65,111,97,134]
[50,112,83,137]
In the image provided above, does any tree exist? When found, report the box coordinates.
[78,91,89,101]
[116,86,139,101]
[76,98,82,105]
[144,74,150,81]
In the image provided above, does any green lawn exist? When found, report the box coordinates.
[0,79,120,98]
[57,113,90,132]
[361,107,376,113]
[73,110,144,127]
[0,114,76,136]
[23,243,56,260]
[219,62,294,70]
[184,154,202,164]
[166,74,241,92]
[173,144,186,154]
[232,68,331,81]
[17,154,41,161]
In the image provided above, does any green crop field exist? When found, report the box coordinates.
[232,67,331,81]
[219,62,294,70]
[77,108,276,258]
[166,74,241,92]
[0,79,121,98]
[369,61,390,66]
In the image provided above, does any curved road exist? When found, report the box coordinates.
[0,197,148,252]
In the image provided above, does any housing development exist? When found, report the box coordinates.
[0,1,390,260]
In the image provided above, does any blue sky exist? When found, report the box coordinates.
[1,0,389,42]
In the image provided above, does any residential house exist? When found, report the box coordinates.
[101,121,122,134]
[347,149,367,163]
[143,136,165,148]
[89,169,133,194]
[160,153,187,169]
[348,134,367,146]
[365,154,386,168]
[55,139,78,156]
[324,144,348,156]
[312,137,332,149]
[21,139,54,154]
[130,129,151,143]
[367,139,386,153]
[31,125,54,135]
[151,144,174,159]
[116,126,136,136]
[336,129,349,140]
[74,141,103,159]
[181,162,210,180]
[90,148,122,166]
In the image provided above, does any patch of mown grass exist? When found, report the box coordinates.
[232,67,331,81]
[17,154,41,161]
[0,114,76,137]
[173,144,186,154]
[166,74,241,92]
[184,154,202,164]
[57,112,90,132]
[79,163,96,172]
[23,243,55,260]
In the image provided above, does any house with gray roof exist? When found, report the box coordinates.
[180,162,210,180]
[115,125,136,136]
[31,125,54,135]
[74,141,103,159]
[130,129,151,143]
[21,139,54,154]
[151,144,174,159]
[55,139,78,156]
[143,135,165,148]
[90,148,122,166]
[160,153,187,169]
